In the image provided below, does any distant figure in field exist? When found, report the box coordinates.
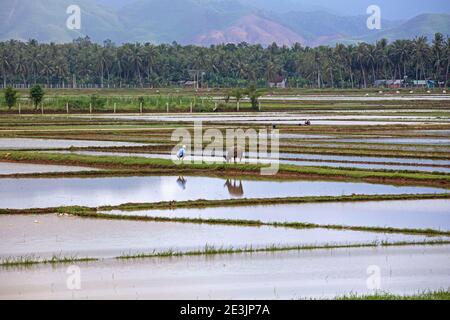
[305,120,311,126]
[224,146,244,163]
[177,145,186,161]
[224,179,244,198]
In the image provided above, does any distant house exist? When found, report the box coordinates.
[181,80,198,88]
[413,80,436,88]
[374,79,404,88]
[268,75,287,89]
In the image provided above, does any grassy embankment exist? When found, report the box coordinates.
[1,193,449,214]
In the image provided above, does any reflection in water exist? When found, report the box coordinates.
[177,176,187,190]
[0,176,446,209]
[224,179,244,198]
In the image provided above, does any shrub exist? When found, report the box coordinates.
[4,87,18,110]
[30,85,44,110]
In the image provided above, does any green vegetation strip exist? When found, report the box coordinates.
[3,240,450,267]
[2,194,449,215]
[98,193,450,212]
[76,211,450,237]
[336,289,450,300]
[115,241,450,261]
[0,254,98,267]
[1,151,450,187]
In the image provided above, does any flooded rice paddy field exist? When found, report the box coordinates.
[63,148,450,168]
[332,137,450,146]
[278,134,450,146]
[108,199,450,231]
[278,152,450,166]
[0,214,434,261]
[0,162,98,175]
[0,176,446,210]
[92,114,450,126]
[55,150,450,173]
[1,105,449,299]
[1,245,449,300]
[0,138,150,150]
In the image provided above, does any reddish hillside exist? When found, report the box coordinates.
[194,14,306,46]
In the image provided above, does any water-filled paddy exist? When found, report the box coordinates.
[55,150,450,173]
[1,245,449,299]
[0,214,438,261]
[0,176,447,209]
[0,138,149,150]
[92,114,449,126]
[281,159,450,173]
[0,162,98,175]
[108,199,450,231]
[335,138,450,146]
[279,153,450,166]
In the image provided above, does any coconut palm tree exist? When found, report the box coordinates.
[432,33,445,84]
[412,36,431,80]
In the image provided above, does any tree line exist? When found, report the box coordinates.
[1,34,449,89]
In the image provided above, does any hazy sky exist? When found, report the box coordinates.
[304,0,450,19]
[94,0,450,20]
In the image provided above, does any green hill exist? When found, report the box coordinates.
[361,13,450,42]
[0,0,448,46]
[119,0,250,43]
[272,11,401,46]
[0,0,124,43]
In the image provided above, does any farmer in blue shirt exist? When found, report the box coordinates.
[177,145,186,162]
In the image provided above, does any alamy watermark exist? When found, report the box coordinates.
[171,121,280,176]
[66,265,82,290]
[66,5,81,30]
[366,265,381,290]
[367,5,381,30]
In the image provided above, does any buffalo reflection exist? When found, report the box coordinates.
[224,179,244,198]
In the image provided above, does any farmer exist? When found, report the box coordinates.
[177,145,187,161]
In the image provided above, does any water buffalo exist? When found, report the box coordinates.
[224,146,244,163]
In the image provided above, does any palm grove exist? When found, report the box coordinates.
[0,34,449,89]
